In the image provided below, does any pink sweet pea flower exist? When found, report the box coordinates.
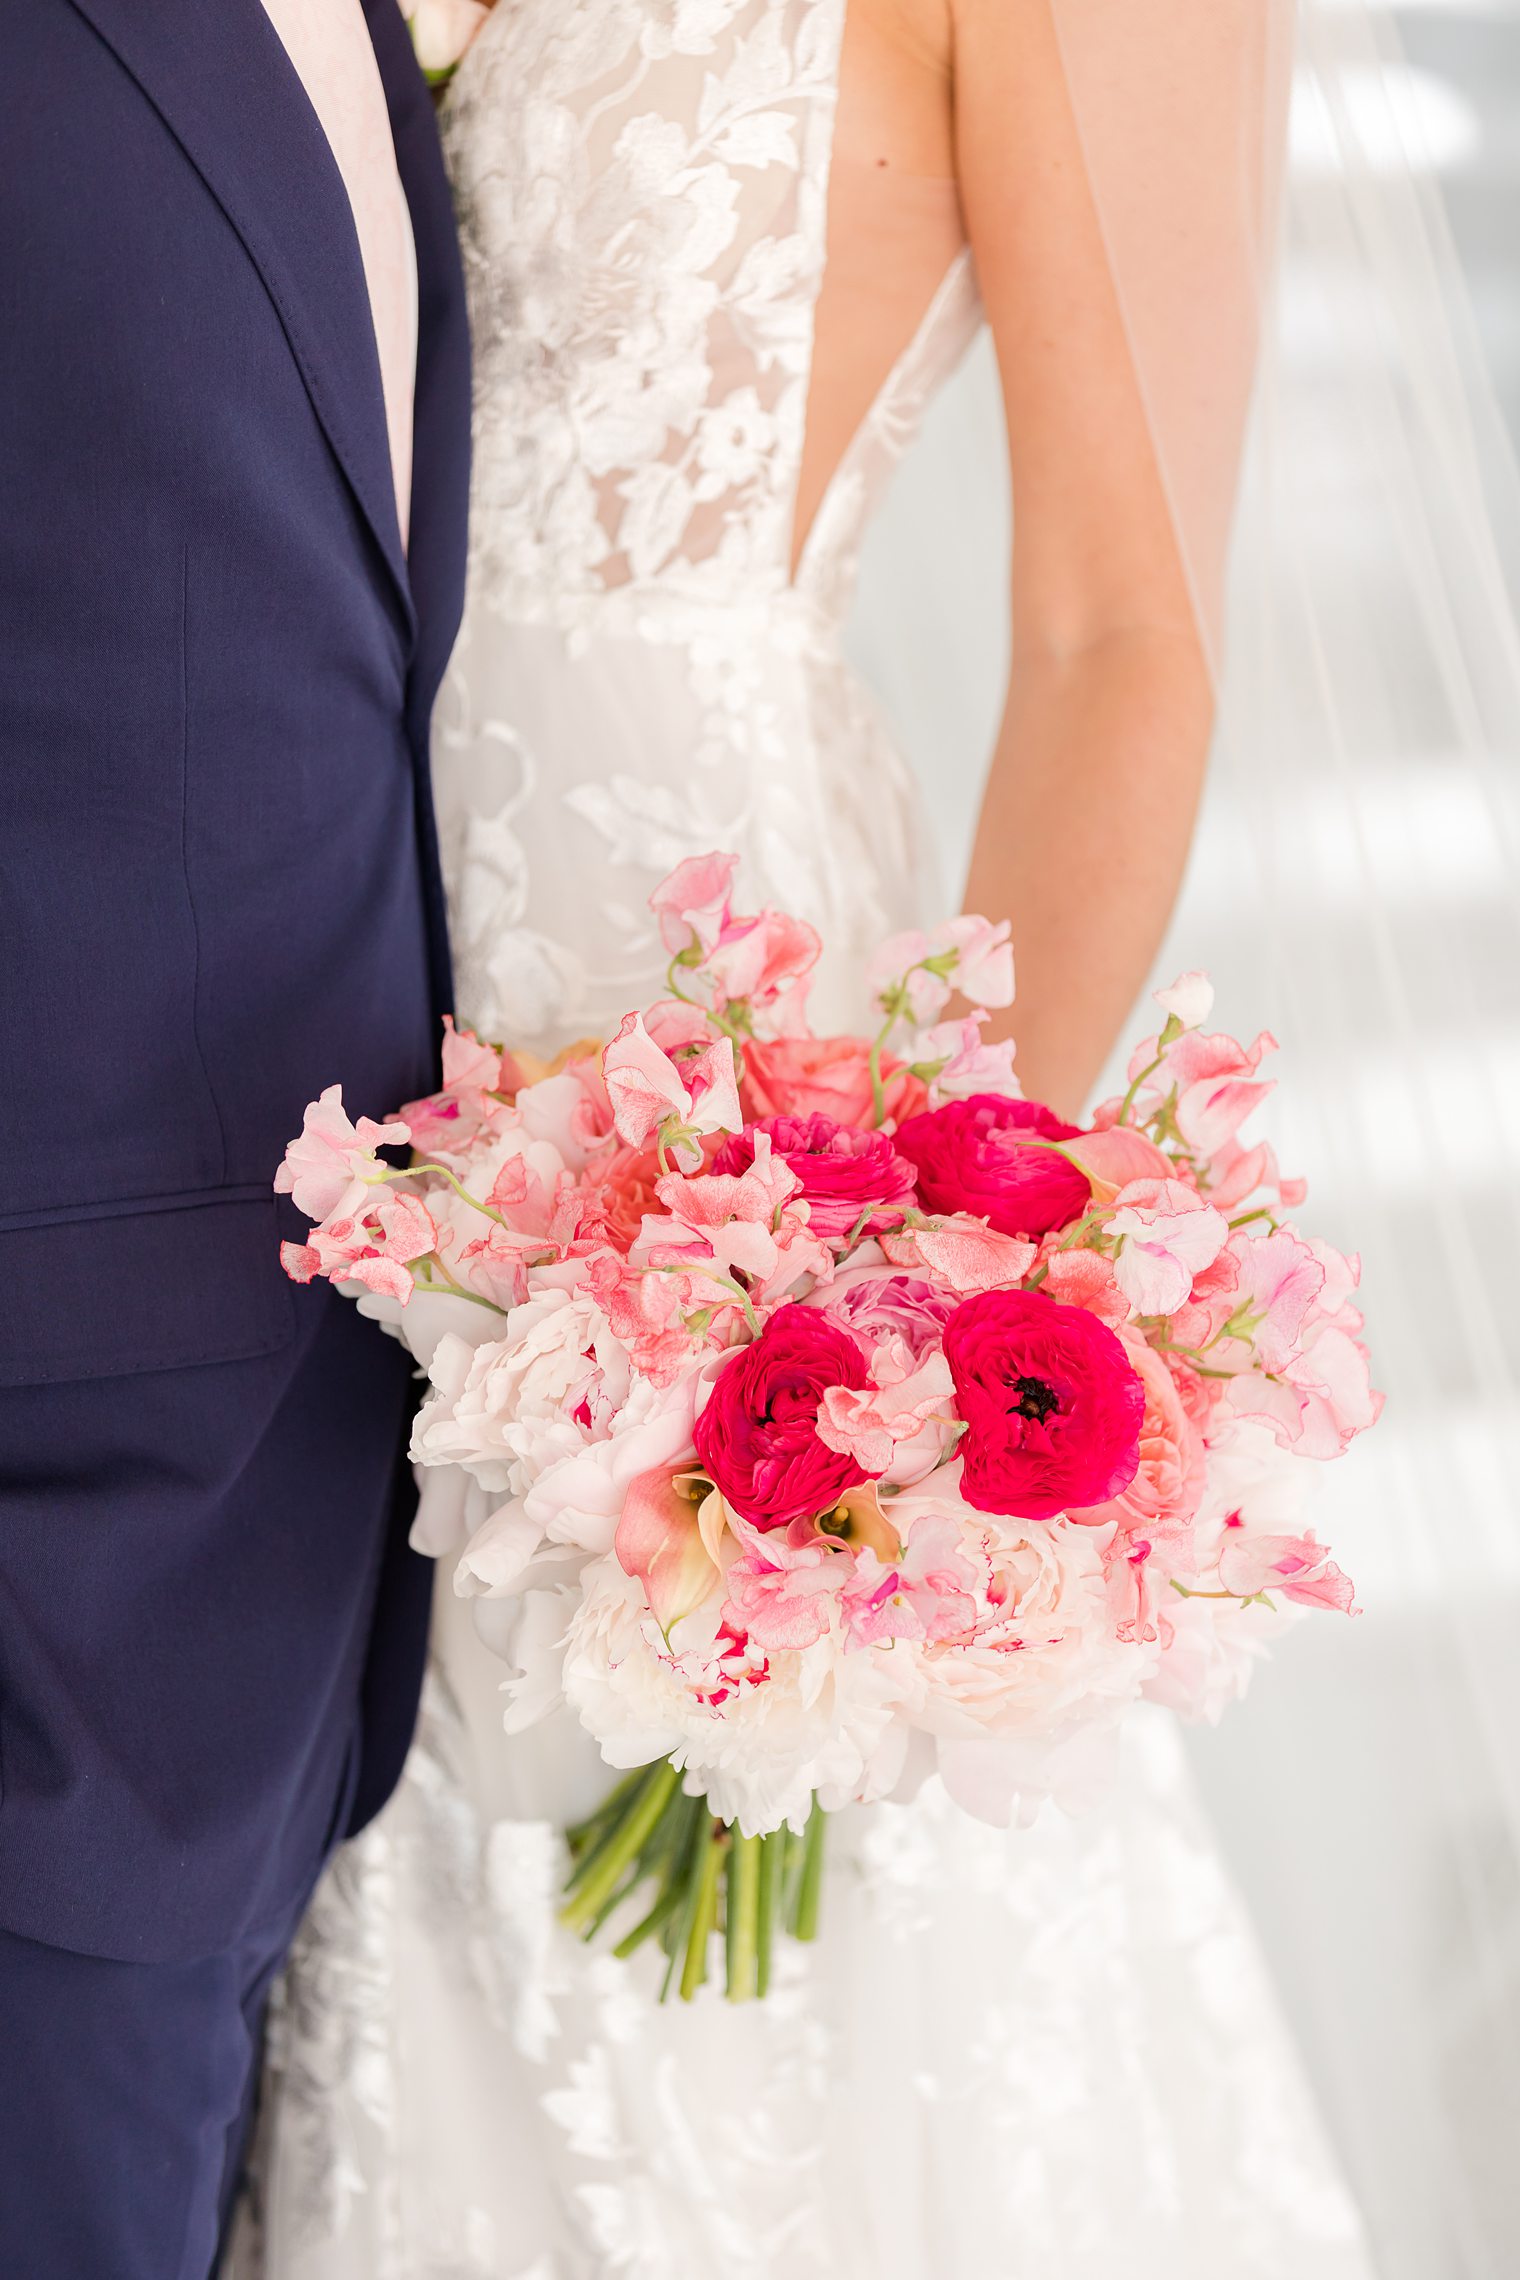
[705,907,822,1012]
[602,1012,741,1170]
[1225,1227,1326,1372]
[1165,1029,1278,1157]
[724,1533,843,1652]
[879,1218,1039,1295]
[1108,1178,1230,1318]
[840,1515,979,1648]
[911,1014,1020,1103]
[1037,1247,1132,1325]
[1217,1531,1359,1614]
[1153,971,1214,1030]
[815,1338,957,1482]
[869,917,1015,1026]
[440,1014,503,1095]
[274,1085,410,1222]
[282,1186,439,1306]
[649,851,738,958]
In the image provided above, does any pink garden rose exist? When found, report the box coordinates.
[1081,1341,1208,1569]
[820,1266,954,1355]
[740,1034,928,1129]
[713,1113,917,1243]
[943,1287,1145,1521]
[895,1094,1091,1239]
[694,1303,877,1530]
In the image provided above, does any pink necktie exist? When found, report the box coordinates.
[260,0,419,550]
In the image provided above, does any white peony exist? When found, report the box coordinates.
[558,1559,913,1836]
[410,1286,630,1498]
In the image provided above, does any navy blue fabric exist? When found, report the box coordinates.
[0,0,471,1967]
[0,1893,307,2279]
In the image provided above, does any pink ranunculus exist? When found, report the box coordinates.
[712,1113,917,1244]
[694,1303,878,1530]
[840,1515,980,1649]
[649,851,738,958]
[274,1084,411,1223]
[943,1287,1145,1521]
[1217,1531,1359,1614]
[1107,1177,1230,1318]
[602,1012,741,1170]
[895,1094,1090,1239]
[816,1266,955,1357]
[740,1033,929,1130]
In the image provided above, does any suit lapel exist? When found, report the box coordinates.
[68,0,416,642]
[365,0,472,716]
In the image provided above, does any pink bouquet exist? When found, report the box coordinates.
[277,855,1378,2000]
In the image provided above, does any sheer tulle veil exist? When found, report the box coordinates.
[847,3,1520,2272]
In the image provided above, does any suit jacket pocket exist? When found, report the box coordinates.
[0,1190,295,1386]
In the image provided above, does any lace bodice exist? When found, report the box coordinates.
[441,0,980,630]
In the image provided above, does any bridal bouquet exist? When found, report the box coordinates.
[277,855,1378,2001]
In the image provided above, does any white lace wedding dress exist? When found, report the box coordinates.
[243,6,1376,2275]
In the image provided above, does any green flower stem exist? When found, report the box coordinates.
[792,1804,828,1943]
[724,1831,761,2003]
[562,1767,652,1892]
[659,1802,713,1986]
[681,1826,726,2001]
[612,1875,686,1961]
[564,1767,646,1856]
[561,1762,680,1931]
[756,1829,787,1998]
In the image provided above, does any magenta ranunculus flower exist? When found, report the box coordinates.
[713,1113,917,1244]
[694,1302,876,1529]
[944,1287,1146,1520]
[895,1094,1091,1239]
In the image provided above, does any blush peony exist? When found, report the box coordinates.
[712,1113,917,1242]
[895,1094,1091,1239]
[943,1287,1145,1520]
[694,1302,876,1529]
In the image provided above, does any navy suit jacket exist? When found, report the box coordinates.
[0,0,471,1960]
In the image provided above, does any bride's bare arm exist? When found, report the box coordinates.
[952,0,1215,1118]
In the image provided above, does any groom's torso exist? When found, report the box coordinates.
[0,0,470,1959]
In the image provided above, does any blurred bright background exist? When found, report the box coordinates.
[846,6,1520,2276]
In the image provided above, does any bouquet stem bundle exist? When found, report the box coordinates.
[561,1764,827,2002]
